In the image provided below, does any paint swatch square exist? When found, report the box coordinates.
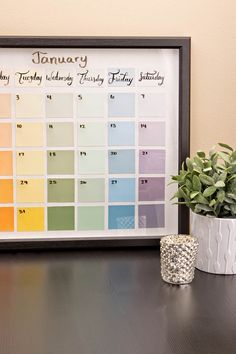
[108,93,135,117]
[46,93,73,118]
[139,204,165,228]
[47,150,74,175]
[17,207,45,232]
[78,178,105,202]
[0,123,12,147]
[48,206,75,231]
[47,122,74,147]
[108,205,135,229]
[109,178,135,202]
[48,179,74,203]
[139,150,165,174]
[0,179,13,203]
[0,94,11,118]
[138,93,166,117]
[108,122,135,146]
[78,206,104,230]
[15,94,44,118]
[78,122,106,146]
[0,151,13,176]
[139,122,165,146]
[16,179,44,203]
[108,149,135,174]
[16,151,44,176]
[16,123,44,147]
[77,93,104,118]
[78,150,105,175]
[139,177,165,201]
[0,207,14,231]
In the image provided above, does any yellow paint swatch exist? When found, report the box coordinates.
[16,123,44,147]
[17,207,44,232]
[0,123,12,147]
[0,94,11,118]
[15,94,44,118]
[16,179,45,203]
[0,179,13,203]
[16,151,44,175]
[0,151,13,176]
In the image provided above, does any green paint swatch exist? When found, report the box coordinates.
[48,206,75,230]
[78,122,105,146]
[47,150,74,175]
[47,123,74,147]
[78,150,105,174]
[46,93,73,118]
[78,206,104,230]
[78,178,105,202]
[48,179,74,202]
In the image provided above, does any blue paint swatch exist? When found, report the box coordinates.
[108,122,135,146]
[109,178,135,202]
[108,149,135,174]
[108,93,135,117]
[108,205,135,229]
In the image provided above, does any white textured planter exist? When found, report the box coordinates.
[191,212,236,274]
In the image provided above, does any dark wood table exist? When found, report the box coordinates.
[0,248,235,354]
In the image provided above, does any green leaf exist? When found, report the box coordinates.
[214,180,225,188]
[224,197,235,204]
[185,179,192,191]
[209,199,216,207]
[178,187,190,201]
[197,151,206,158]
[203,167,212,172]
[192,175,202,191]
[231,151,236,160]
[226,193,236,201]
[193,156,204,169]
[186,158,193,172]
[195,193,209,205]
[203,186,217,197]
[195,204,213,212]
[190,191,200,199]
[199,174,215,186]
[218,172,227,182]
[217,190,225,203]
[224,205,231,211]
[218,143,233,151]
[230,205,236,214]
[218,152,230,163]
[228,174,236,181]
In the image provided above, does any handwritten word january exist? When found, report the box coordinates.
[32,51,87,68]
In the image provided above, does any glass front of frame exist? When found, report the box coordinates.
[0,44,180,240]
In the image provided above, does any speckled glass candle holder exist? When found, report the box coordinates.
[160,235,198,285]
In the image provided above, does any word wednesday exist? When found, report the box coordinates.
[32,51,87,68]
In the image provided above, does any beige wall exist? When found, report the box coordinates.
[1,0,236,155]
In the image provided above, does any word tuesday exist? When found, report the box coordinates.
[32,51,87,68]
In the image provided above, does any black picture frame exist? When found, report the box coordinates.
[0,36,190,250]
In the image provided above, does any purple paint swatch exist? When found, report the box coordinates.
[139,149,165,174]
[139,177,165,201]
[139,204,165,228]
[139,122,165,146]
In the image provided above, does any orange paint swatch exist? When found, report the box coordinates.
[0,151,13,176]
[0,123,12,147]
[0,94,11,118]
[0,179,13,203]
[0,207,14,231]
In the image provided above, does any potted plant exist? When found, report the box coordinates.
[171,143,236,274]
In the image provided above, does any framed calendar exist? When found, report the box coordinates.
[0,37,190,249]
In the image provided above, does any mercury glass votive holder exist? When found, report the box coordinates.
[160,234,198,285]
